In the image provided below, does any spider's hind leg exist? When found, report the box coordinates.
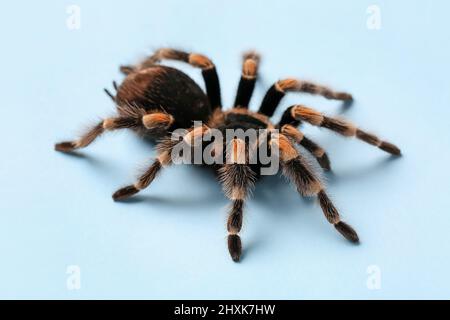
[54,107,174,152]
[55,117,139,152]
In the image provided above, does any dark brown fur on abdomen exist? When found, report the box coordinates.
[116,66,212,128]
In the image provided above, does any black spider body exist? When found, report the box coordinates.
[221,113,268,131]
[55,48,401,262]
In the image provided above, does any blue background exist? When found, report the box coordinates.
[1,0,449,299]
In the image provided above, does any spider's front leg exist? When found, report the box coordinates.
[234,51,260,108]
[218,139,256,262]
[112,143,170,201]
[259,78,352,117]
[112,125,210,200]
[272,134,359,243]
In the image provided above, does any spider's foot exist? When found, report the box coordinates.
[338,92,353,101]
[335,221,359,243]
[317,153,331,171]
[113,185,139,201]
[379,142,401,156]
[228,234,242,262]
[55,141,77,152]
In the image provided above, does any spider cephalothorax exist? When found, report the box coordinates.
[55,48,401,262]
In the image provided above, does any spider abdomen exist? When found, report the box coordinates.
[116,66,212,128]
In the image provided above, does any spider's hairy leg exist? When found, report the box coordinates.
[55,117,139,152]
[281,124,332,171]
[272,133,359,243]
[227,199,244,262]
[54,108,174,153]
[113,125,210,200]
[259,78,352,117]
[219,138,256,262]
[234,51,260,108]
[290,105,401,155]
[141,113,174,134]
[112,141,174,201]
[133,48,222,110]
[112,158,163,201]
[317,190,359,242]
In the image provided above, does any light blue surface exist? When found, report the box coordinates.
[1,0,450,299]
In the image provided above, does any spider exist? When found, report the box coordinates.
[55,48,401,262]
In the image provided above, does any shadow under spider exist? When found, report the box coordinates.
[338,99,354,114]
[325,155,402,185]
[55,148,113,169]
[58,133,402,259]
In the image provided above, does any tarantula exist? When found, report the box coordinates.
[55,48,401,262]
